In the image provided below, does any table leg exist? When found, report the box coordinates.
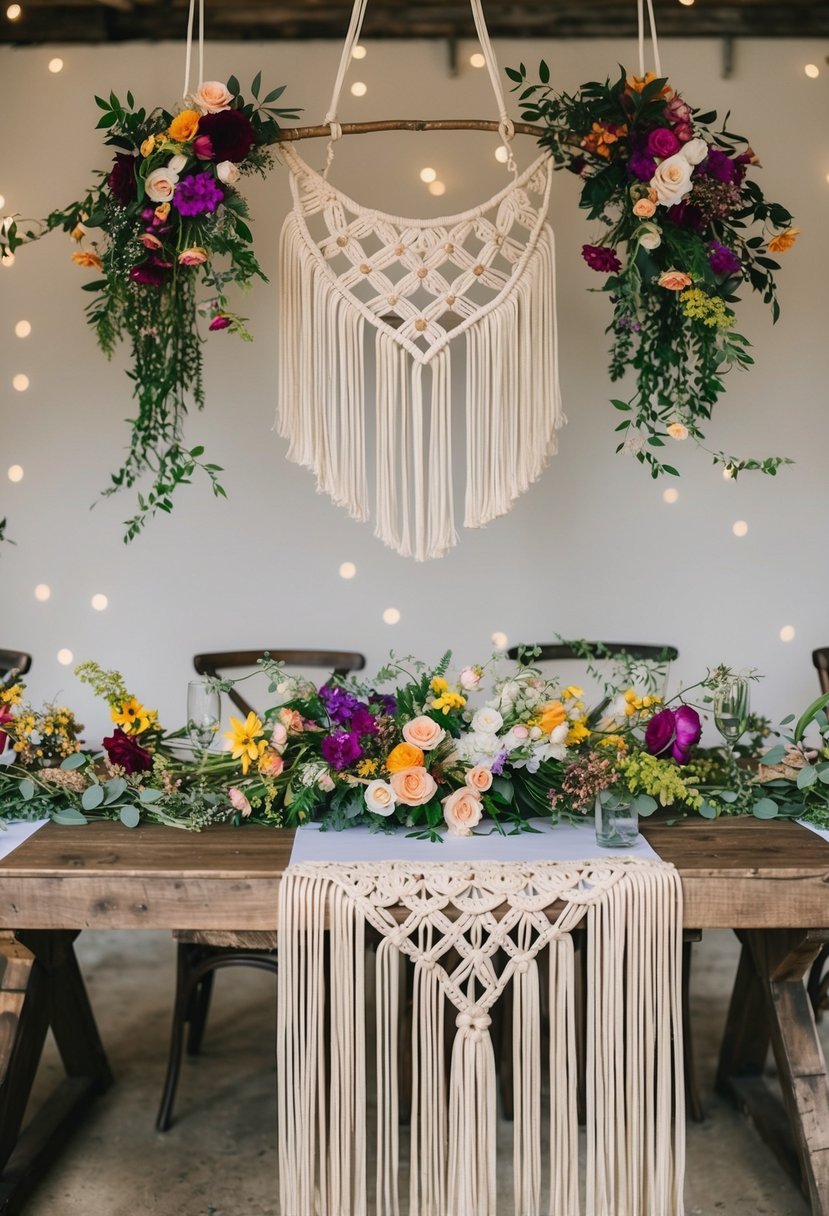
[0,930,112,1214]
[717,928,829,1216]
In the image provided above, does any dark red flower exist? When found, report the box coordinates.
[196,110,254,164]
[0,703,13,754]
[109,153,137,204]
[102,727,152,774]
[129,261,169,286]
[581,244,622,274]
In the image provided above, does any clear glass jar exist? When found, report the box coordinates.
[594,792,639,848]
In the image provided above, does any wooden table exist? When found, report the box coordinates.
[0,817,827,1213]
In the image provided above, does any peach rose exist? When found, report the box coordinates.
[667,421,689,440]
[649,152,693,207]
[466,765,493,793]
[178,246,208,266]
[387,741,425,773]
[658,269,693,291]
[279,707,304,733]
[402,715,446,752]
[228,786,251,817]
[71,251,103,270]
[632,197,656,219]
[258,751,284,778]
[168,109,201,143]
[154,203,171,222]
[139,233,162,250]
[442,787,483,836]
[192,80,233,114]
[144,166,179,203]
[390,766,437,806]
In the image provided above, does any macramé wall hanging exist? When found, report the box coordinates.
[276,0,562,561]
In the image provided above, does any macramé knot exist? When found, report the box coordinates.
[514,954,531,975]
[456,1007,491,1042]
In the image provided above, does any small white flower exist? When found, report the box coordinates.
[459,665,482,692]
[636,223,662,251]
[680,137,708,166]
[471,706,504,735]
[622,429,646,456]
[144,166,180,203]
[529,725,542,741]
[365,779,397,816]
[168,154,188,174]
[216,160,241,185]
[550,723,569,744]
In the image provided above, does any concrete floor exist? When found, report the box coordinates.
[22,929,818,1215]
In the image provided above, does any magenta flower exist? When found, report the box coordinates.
[582,244,622,274]
[173,171,224,217]
[208,315,231,331]
[645,127,681,160]
[644,706,702,766]
[350,707,379,737]
[628,149,657,182]
[320,730,363,770]
[702,148,738,184]
[708,243,741,276]
[193,135,214,160]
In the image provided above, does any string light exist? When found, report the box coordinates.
[338,561,356,580]
[491,631,509,650]
[0,194,5,208]
[469,53,486,68]
[732,520,748,537]
[779,625,796,643]
[722,466,735,480]
[48,57,63,73]
[662,488,679,504]
[351,44,367,60]
[5,4,21,19]
[12,373,29,391]
[15,320,31,337]
[419,167,437,183]
[350,81,367,97]
[678,0,694,7]
[804,64,820,79]
[1,252,14,267]
[382,607,401,625]
[428,181,446,197]
[494,146,509,164]
[57,649,74,666]
[91,593,109,611]
[7,465,23,482]
[34,584,51,602]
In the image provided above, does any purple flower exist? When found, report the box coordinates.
[708,242,741,277]
[370,692,398,717]
[320,730,363,771]
[173,171,224,217]
[672,706,702,764]
[319,685,363,725]
[644,708,676,759]
[490,749,508,776]
[581,244,622,274]
[350,707,378,737]
[645,126,681,160]
[702,148,737,183]
[628,149,657,182]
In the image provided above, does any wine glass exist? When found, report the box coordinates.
[713,676,750,786]
[187,680,221,751]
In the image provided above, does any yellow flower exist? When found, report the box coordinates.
[767,227,800,254]
[1,684,23,705]
[224,711,267,776]
[597,734,627,753]
[386,742,425,773]
[168,109,200,143]
[356,758,379,777]
[140,135,157,157]
[70,223,86,242]
[432,691,466,714]
[71,250,103,271]
[563,685,584,701]
[111,697,152,734]
[431,677,449,694]
[566,719,591,746]
[536,701,566,735]
[154,203,171,222]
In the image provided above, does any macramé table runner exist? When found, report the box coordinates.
[277,858,685,1216]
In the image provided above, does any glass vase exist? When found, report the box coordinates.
[594,793,639,848]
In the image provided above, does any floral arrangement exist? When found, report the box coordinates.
[508,63,797,480]
[1,75,298,542]
[2,650,829,837]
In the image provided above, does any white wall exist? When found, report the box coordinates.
[1,35,827,740]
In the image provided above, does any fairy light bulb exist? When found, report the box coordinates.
[470,53,486,68]
[12,373,29,391]
[48,57,63,73]
[339,562,356,580]
[804,64,820,79]
[779,625,796,643]
[6,4,21,19]
[662,488,679,504]
[350,81,367,97]
[382,607,401,625]
[57,648,74,666]
[419,167,437,184]
[352,44,367,59]
[14,320,31,337]
[7,464,23,482]
[91,593,108,611]
[428,181,446,197]
[491,631,509,650]
[732,520,748,537]
[34,584,51,601]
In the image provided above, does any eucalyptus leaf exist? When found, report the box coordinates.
[61,752,87,770]
[104,777,128,804]
[19,779,35,801]
[51,807,89,826]
[139,787,163,803]
[797,765,818,789]
[632,794,658,816]
[760,744,787,767]
[119,805,141,829]
[751,798,779,819]
[81,784,105,810]
[698,802,718,819]
[719,790,739,803]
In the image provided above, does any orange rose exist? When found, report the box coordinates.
[658,270,693,291]
[767,227,800,254]
[632,197,656,219]
[538,701,566,735]
[387,742,425,773]
[390,766,437,806]
[465,765,493,793]
[168,108,201,143]
[258,750,284,778]
[71,251,103,271]
[402,715,446,752]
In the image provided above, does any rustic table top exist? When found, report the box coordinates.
[0,817,827,930]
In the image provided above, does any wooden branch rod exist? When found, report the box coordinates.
[276,119,548,141]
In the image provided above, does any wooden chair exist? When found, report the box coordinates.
[503,640,704,1121]
[806,649,829,1015]
[813,649,829,696]
[0,650,31,681]
[156,648,366,1131]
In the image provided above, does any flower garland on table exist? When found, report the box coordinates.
[508,63,797,480]
[1,75,298,543]
[2,651,829,837]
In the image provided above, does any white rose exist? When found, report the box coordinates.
[649,152,694,208]
[145,166,180,203]
[192,80,233,114]
[680,137,708,166]
[471,706,503,735]
[467,731,502,760]
[216,160,241,185]
[550,723,569,744]
[529,725,542,740]
[168,154,188,174]
[459,665,482,692]
[365,779,397,816]
[636,223,662,251]
[442,787,483,837]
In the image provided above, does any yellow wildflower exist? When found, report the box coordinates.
[1,684,23,705]
[563,685,584,701]
[356,758,379,777]
[111,697,152,734]
[224,711,267,776]
[432,691,466,714]
[597,734,628,753]
[566,720,591,746]
[140,134,157,157]
[386,742,424,773]
[431,677,449,694]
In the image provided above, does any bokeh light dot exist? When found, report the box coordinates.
[494,146,509,163]
[351,44,367,59]
[14,320,31,338]
[722,466,735,480]
[91,593,108,611]
[5,4,21,19]
[1,252,15,267]
[34,584,51,602]
[0,194,5,208]
[339,561,356,580]
[57,649,73,666]
[779,625,796,643]
[7,464,23,482]
[469,52,486,68]
[382,607,401,625]
[662,488,679,504]
[48,57,63,73]
[428,180,446,197]
[350,81,367,97]
[12,373,29,391]
[805,64,820,79]
[419,166,437,183]
[678,0,694,7]
[491,631,509,650]
[732,520,749,537]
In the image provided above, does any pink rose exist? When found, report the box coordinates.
[646,127,681,160]
[466,765,493,793]
[459,665,483,692]
[402,715,446,752]
[442,787,483,836]
[271,722,288,750]
[192,80,233,114]
[389,766,438,806]
[512,724,529,740]
[139,232,163,250]
[228,786,251,817]
[209,315,231,331]
[177,246,208,267]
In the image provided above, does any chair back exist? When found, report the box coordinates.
[193,649,366,719]
[813,649,829,695]
[506,642,678,665]
[0,650,32,683]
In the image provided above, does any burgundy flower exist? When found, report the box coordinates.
[109,153,137,204]
[103,727,152,774]
[581,244,622,274]
[662,199,705,231]
[129,261,169,286]
[173,171,224,218]
[645,126,681,160]
[708,242,741,277]
[568,155,587,176]
[208,314,231,331]
[320,730,363,771]
[644,708,676,759]
[197,109,254,164]
[672,706,702,764]
[628,149,657,182]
